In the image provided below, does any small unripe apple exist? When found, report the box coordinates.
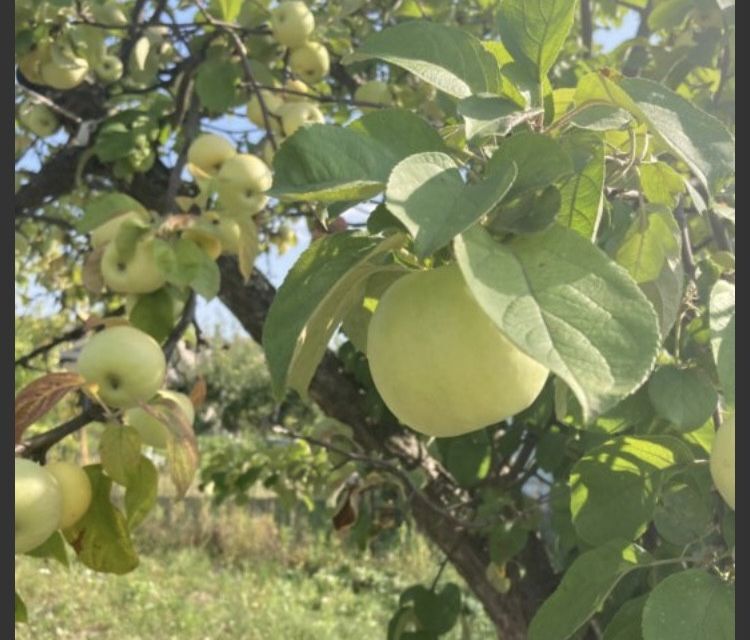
[100,238,166,294]
[289,41,330,84]
[15,458,63,554]
[94,54,124,83]
[182,223,223,260]
[201,212,243,255]
[124,390,195,448]
[18,45,48,84]
[40,47,90,90]
[187,133,237,177]
[271,1,315,48]
[76,325,167,409]
[90,210,150,249]
[92,1,130,26]
[278,102,325,136]
[45,461,93,529]
[246,90,284,129]
[216,154,272,213]
[18,102,59,138]
[354,80,393,109]
[367,265,549,437]
[283,78,311,102]
[710,413,735,510]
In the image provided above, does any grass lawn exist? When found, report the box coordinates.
[15,504,496,639]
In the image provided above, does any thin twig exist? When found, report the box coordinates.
[163,291,197,362]
[16,405,105,463]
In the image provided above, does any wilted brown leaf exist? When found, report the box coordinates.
[15,372,85,443]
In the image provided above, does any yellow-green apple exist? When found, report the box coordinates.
[246,90,284,130]
[200,212,243,255]
[124,390,195,448]
[187,133,236,177]
[91,1,130,26]
[90,210,151,249]
[18,44,49,84]
[93,54,123,83]
[76,325,166,409]
[182,222,223,260]
[100,237,166,294]
[15,458,63,554]
[366,265,549,437]
[215,153,272,213]
[278,102,325,136]
[18,102,59,138]
[40,45,90,90]
[354,80,393,108]
[283,78,311,102]
[45,461,93,529]
[271,1,315,48]
[710,412,735,510]
[289,41,329,84]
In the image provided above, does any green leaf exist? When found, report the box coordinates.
[653,482,713,546]
[195,58,242,113]
[114,220,150,264]
[412,583,462,635]
[570,105,632,131]
[156,238,221,300]
[129,289,175,343]
[489,186,560,234]
[344,21,502,99]
[26,530,69,566]
[489,521,529,565]
[99,424,142,486]
[574,73,734,194]
[647,366,718,432]
[436,430,492,488]
[709,280,735,406]
[615,206,681,284]
[557,132,605,239]
[95,122,135,162]
[457,95,542,140]
[497,0,577,81]
[124,455,158,529]
[270,110,446,202]
[15,592,27,623]
[387,606,419,640]
[77,193,147,233]
[210,0,243,22]
[263,232,405,398]
[642,570,735,640]
[385,151,517,258]
[454,225,660,421]
[569,436,693,545]
[64,465,139,575]
[639,246,684,341]
[639,162,685,207]
[489,132,573,199]
[603,594,648,640]
[529,540,651,640]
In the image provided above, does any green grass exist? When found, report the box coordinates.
[15,503,495,639]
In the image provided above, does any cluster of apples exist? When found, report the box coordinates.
[247,2,330,140]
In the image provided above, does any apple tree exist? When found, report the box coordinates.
[15,0,734,638]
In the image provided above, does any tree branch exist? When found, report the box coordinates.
[16,405,105,463]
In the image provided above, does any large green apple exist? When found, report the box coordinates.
[271,1,315,48]
[289,41,329,84]
[246,90,284,130]
[278,102,325,136]
[45,461,92,529]
[366,265,549,437]
[710,413,735,510]
[187,133,236,177]
[200,212,244,255]
[124,390,195,448]
[15,458,63,554]
[90,210,151,249]
[215,153,272,213]
[18,102,60,138]
[76,325,166,409]
[354,80,393,108]
[100,237,166,294]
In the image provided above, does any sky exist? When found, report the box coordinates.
[17,8,642,340]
